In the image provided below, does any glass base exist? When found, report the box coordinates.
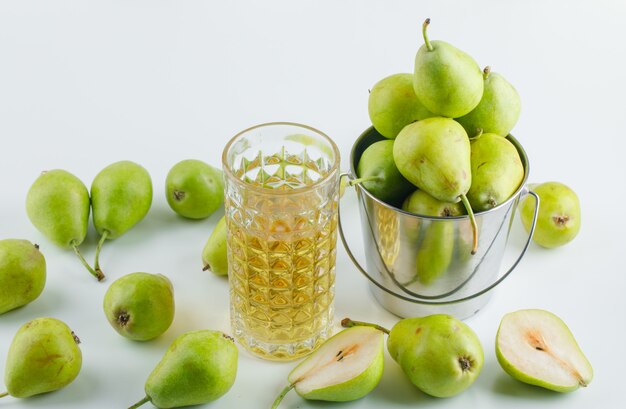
[231,306,334,361]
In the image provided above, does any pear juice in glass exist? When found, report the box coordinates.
[222,123,340,361]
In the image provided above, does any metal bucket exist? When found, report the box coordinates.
[339,127,539,320]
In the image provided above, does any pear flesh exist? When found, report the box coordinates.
[202,216,228,275]
[368,73,434,139]
[496,309,593,392]
[272,326,384,408]
[0,239,46,315]
[467,133,524,211]
[130,330,238,408]
[3,317,82,398]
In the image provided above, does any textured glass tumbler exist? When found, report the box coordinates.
[222,122,340,361]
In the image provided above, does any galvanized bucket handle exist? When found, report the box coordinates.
[337,172,540,306]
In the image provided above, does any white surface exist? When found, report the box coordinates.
[1,0,625,408]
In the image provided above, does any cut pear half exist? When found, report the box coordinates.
[272,326,384,408]
[496,309,593,392]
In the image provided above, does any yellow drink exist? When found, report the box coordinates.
[223,123,340,360]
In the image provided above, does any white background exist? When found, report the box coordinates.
[1,1,625,408]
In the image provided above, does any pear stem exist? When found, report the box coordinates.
[71,241,104,281]
[128,396,150,409]
[271,384,295,409]
[459,194,478,255]
[341,318,390,335]
[0,391,8,398]
[94,230,109,279]
[348,176,381,186]
[202,263,211,272]
[469,128,483,140]
[483,66,491,79]
[422,18,433,51]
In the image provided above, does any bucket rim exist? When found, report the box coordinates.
[348,125,531,220]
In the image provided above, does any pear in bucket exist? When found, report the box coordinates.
[353,139,414,207]
[0,239,46,315]
[271,326,384,408]
[368,73,434,139]
[496,309,592,392]
[467,132,524,212]
[413,19,483,118]
[343,315,484,398]
[1,318,82,399]
[26,169,101,280]
[393,117,479,254]
[456,66,521,137]
[91,160,153,277]
[402,190,463,285]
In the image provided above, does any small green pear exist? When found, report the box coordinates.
[520,182,581,248]
[456,67,521,137]
[91,160,153,275]
[387,315,484,397]
[368,73,435,139]
[166,159,224,219]
[343,315,484,398]
[413,19,484,118]
[393,117,478,253]
[467,133,524,211]
[25,170,90,248]
[496,309,593,392]
[129,330,238,408]
[103,272,174,341]
[355,139,414,207]
[25,170,100,280]
[271,326,384,408]
[402,190,463,285]
[2,317,82,398]
[0,239,46,315]
[202,216,228,275]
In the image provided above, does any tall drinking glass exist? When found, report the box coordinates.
[222,122,340,361]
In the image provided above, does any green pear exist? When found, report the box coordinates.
[343,315,483,398]
[355,139,414,207]
[103,272,174,341]
[129,330,238,408]
[413,19,483,118]
[202,216,228,275]
[402,190,463,285]
[368,73,434,139]
[0,240,46,315]
[520,182,581,248]
[402,189,464,217]
[2,317,82,398]
[393,117,478,253]
[91,160,153,275]
[467,133,524,211]
[456,67,521,137]
[166,159,224,219]
[271,326,384,408]
[25,170,101,280]
[496,309,593,392]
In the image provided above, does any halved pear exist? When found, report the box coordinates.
[496,309,593,392]
[271,326,384,408]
